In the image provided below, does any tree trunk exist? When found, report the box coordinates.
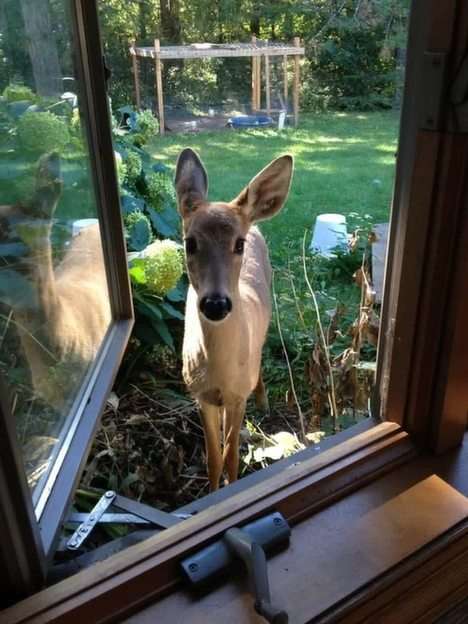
[250,16,260,37]
[159,0,181,44]
[19,0,62,96]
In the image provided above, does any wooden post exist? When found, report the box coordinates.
[131,40,141,110]
[265,46,271,116]
[283,54,288,106]
[154,38,165,136]
[251,36,257,111]
[256,54,261,110]
[293,37,300,127]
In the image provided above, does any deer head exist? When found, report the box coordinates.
[175,148,293,322]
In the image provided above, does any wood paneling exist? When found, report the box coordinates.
[0,425,413,624]
[124,474,468,624]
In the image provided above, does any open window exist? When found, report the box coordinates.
[1,0,468,621]
[0,0,133,601]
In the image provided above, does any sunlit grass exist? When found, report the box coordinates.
[148,111,399,263]
[148,110,400,433]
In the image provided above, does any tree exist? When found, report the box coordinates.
[19,0,62,96]
[159,0,181,43]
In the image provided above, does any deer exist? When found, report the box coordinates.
[175,148,293,491]
[0,152,111,410]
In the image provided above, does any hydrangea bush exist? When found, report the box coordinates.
[113,113,185,349]
[142,240,183,296]
[3,83,36,102]
[17,111,70,153]
[124,210,153,251]
[144,171,176,213]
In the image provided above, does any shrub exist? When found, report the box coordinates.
[114,151,127,185]
[124,151,142,185]
[136,110,159,143]
[309,21,396,111]
[124,210,153,251]
[17,112,69,153]
[3,83,36,102]
[142,239,183,296]
[145,171,176,212]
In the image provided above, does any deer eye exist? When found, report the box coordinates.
[234,238,245,255]
[185,237,197,255]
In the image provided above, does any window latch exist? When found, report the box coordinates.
[181,512,291,624]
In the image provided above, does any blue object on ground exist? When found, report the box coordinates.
[228,115,273,128]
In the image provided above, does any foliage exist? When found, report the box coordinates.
[111,117,184,353]
[308,19,396,110]
[91,0,409,112]
[124,210,153,251]
[124,150,142,185]
[17,111,70,153]
[3,83,36,102]
[135,109,160,143]
[114,151,128,185]
[144,171,176,212]
[141,240,184,296]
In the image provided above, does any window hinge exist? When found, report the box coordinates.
[64,491,190,551]
[449,52,468,132]
[420,51,449,131]
[420,50,468,133]
[181,512,291,624]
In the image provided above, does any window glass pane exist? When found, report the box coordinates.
[0,0,112,499]
[85,2,410,509]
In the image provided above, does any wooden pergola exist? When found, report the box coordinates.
[129,37,305,135]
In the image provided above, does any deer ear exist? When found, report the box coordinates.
[174,148,208,216]
[233,155,293,223]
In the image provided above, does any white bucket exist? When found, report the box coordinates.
[278,110,286,130]
[310,213,348,257]
[72,218,99,237]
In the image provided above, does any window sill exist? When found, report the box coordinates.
[2,421,416,623]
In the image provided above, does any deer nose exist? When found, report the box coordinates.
[200,295,232,321]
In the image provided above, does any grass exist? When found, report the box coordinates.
[147,111,399,265]
[146,111,400,436]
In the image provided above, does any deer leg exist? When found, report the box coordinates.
[223,400,246,484]
[199,400,223,491]
[254,371,269,413]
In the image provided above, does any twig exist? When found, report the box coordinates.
[287,254,306,328]
[272,273,308,445]
[0,308,13,351]
[301,232,339,432]
[0,311,58,362]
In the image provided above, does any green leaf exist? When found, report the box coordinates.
[128,217,152,251]
[151,318,174,349]
[160,301,184,320]
[166,283,187,302]
[146,206,177,237]
[121,193,145,216]
[134,295,163,320]
[128,263,146,285]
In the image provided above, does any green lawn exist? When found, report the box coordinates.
[147,111,400,436]
[147,111,399,265]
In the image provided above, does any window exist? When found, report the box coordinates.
[0,0,132,600]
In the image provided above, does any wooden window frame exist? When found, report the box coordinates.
[0,0,133,603]
[1,0,468,621]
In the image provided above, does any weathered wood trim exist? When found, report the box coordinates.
[1,424,414,623]
[319,521,468,624]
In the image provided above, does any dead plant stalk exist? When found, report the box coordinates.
[302,232,339,432]
[272,273,308,445]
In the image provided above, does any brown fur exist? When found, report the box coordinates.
[1,154,111,409]
[175,149,293,490]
